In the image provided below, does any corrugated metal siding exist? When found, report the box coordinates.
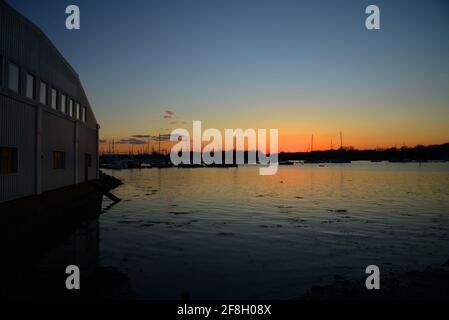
[0,1,99,202]
[41,111,76,192]
[0,1,94,116]
[78,125,98,182]
[0,95,36,202]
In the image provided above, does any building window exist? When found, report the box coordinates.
[0,147,18,174]
[68,99,74,117]
[61,94,67,113]
[53,151,66,169]
[40,81,48,105]
[26,73,36,99]
[51,88,58,110]
[8,62,20,93]
[75,103,80,119]
[79,105,84,122]
[82,106,87,122]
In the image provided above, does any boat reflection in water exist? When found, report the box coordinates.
[0,197,132,300]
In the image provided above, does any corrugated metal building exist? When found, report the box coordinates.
[0,1,99,203]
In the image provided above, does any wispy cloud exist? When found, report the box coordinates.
[131,134,151,138]
[117,138,147,145]
[162,110,175,119]
[157,134,172,141]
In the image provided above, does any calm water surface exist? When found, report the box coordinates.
[100,162,449,299]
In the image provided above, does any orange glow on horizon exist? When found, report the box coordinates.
[99,132,449,155]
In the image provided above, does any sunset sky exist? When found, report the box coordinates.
[8,0,449,152]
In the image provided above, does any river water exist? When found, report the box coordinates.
[96,162,449,299]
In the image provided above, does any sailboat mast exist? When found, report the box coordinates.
[340,131,343,150]
[311,134,314,153]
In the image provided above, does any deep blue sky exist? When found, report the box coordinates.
[6,0,449,150]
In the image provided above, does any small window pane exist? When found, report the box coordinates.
[61,94,66,113]
[79,106,84,122]
[82,107,87,122]
[75,103,80,119]
[53,151,66,169]
[26,73,35,99]
[40,81,48,105]
[0,147,18,174]
[51,88,58,110]
[68,99,74,117]
[8,62,20,93]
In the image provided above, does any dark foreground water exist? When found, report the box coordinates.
[98,162,449,299]
[4,162,449,299]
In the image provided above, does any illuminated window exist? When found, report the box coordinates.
[0,147,18,174]
[53,151,66,169]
